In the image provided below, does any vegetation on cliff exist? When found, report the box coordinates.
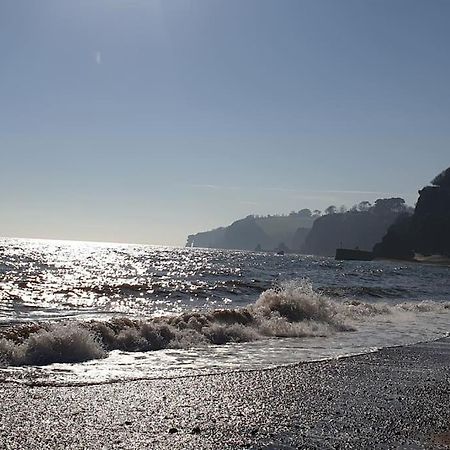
[374,167,450,258]
[186,198,412,256]
[301,199,412,257]
[187,165,450,259]
[186,210,317,251]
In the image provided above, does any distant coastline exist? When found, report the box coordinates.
[187,167,450,263]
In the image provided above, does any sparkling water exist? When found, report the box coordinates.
[0,238,448,385]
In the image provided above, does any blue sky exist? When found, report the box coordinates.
[1,0,449,245]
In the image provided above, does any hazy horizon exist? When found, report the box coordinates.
[1,0,449,245]
[0,186,425,246]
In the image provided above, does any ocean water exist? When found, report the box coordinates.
[0,237,449,386]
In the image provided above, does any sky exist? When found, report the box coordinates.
[1,0,449,245]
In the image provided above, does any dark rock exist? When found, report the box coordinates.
[302,198,410,257]
[291,227,310,252]
[373,214,414,260]
[186,213,315,251]
[374,167,450,258]
[412,184,450,256]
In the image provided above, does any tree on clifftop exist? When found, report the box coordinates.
[374,166,450,258]
[372,198,408,215]
[431,167,450,188]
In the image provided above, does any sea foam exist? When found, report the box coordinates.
[0,280,448,367]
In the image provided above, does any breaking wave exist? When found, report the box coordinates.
[319,285,412,299]
[0,280,448,367]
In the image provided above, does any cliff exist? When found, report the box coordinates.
[374,167,450,258]
[291,227,310,252]
[186,216,272,250]
[301,198,410,257]
[221,216,272,250]
[186,211,315,251]
[186,227,226,248]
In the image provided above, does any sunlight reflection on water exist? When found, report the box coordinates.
[0,238,449,385]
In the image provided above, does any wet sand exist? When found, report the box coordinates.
[1,338,449,449]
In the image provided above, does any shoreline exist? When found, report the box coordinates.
[1,333,447,388]
[374,256,450,267]
[1,338,449,449]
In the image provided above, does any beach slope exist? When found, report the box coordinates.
[1,338,449,449]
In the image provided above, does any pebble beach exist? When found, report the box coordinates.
[1,338,449,449]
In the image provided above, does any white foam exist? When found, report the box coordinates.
[0,280,448,376]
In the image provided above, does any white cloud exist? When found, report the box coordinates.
[95,51,102,65]
[189,183,407,197]
[189,183,241,191]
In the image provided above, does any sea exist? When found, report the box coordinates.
[0,237,449,386]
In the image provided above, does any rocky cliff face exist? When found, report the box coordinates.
[374,167,450,258]
[301,198,409,257]
[221,217,272,250]
[186,216,272,250]
[186,227,226,248]
[412,185,450,256]
[372,214,415,259]
[291,227,310,252]
[186,213,315,251]
[301,211,398,257]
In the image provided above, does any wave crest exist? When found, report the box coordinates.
[0,323,105,366]
[1,280,448,367]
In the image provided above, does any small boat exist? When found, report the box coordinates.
[335,248,373,261]
[276,250,285,255]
